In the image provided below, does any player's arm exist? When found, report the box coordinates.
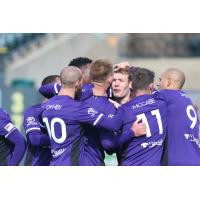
[0,110,26,166]
[39,83,61,98]
[27,131,50,146]
[77,102,123,131]
[6,129,27,166]
[100,119,146,150]
[80,86,93,101]
[24,109,50,146]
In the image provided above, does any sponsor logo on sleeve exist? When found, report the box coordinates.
[88,108,98,117]
[4,123,16,133]
[27,117,38,126]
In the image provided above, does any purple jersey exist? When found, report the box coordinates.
[159,89,200,166]
[24,103,51,166]
[41,95,105,166]
[98,93,168,166]
[81,96,117,166]
[0,108,26,165]
[39,83,93,100]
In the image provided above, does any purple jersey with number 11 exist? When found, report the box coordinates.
[98,93,168,166]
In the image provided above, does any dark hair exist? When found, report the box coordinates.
[132,67,155,91]
[41,75,60,86]
[90,59,113,82]
[68,57,92,68]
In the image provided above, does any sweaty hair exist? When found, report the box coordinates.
[41,75,60,86]
[90,59,113,82]
[132,67,155,91]
[68,57,92,68]
[60,66,82,88]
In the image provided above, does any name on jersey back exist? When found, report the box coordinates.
[132,98,155,110]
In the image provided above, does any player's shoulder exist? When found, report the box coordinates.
[82,83,94,91]
[24,103,43,115]
[159,89,189,100]
[0,107,10,119]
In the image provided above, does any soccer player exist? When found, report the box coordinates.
[68,57,93,84]
[39,57,93,99]
[0,108,26,166]
[98,67,168,165]
[112,66,133,105]
[82,60,137,165]
[42,66,144,166]
[23,75,60,166]
[157,68,200,165]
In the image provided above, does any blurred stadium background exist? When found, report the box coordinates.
[1,33,200,165]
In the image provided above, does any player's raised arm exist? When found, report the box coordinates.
[39,82,61,98]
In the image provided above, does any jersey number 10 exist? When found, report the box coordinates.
[43,117,67,144]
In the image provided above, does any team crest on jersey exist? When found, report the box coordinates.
[27,117,37,126]
[88,108,98,117]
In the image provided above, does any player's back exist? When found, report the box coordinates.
[159,89,200,165]
[82,96,116,166]
[24,103,51,166]
[42,95,86,166]
[119,93,167,166]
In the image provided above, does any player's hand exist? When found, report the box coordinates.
[109,99,121,109]
[131,119,146,137]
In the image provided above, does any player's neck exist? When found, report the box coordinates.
[135,89,151,97]
[58,88,75,99]
[119,94,131,104]
[92,82,108,96]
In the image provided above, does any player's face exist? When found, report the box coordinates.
[112,72,131,99]
[157,73,168,89]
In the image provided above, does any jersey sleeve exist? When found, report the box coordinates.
[100,129,134,150]
[23,107,41,134]
[6,129,27,165]
[75,102,105,126]
[39,83,61,98]
[0,109,17,138]
[97,106,124,131]
[80,86,93,101]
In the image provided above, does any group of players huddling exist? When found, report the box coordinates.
[1,57,200,166]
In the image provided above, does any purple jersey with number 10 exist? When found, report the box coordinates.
[42,95,104,166]
[159,89,200,166]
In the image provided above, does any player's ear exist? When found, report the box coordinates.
[167,78,171,88]
[75,79,81,88]
[108,75,114,85]
[149,83,154,92]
